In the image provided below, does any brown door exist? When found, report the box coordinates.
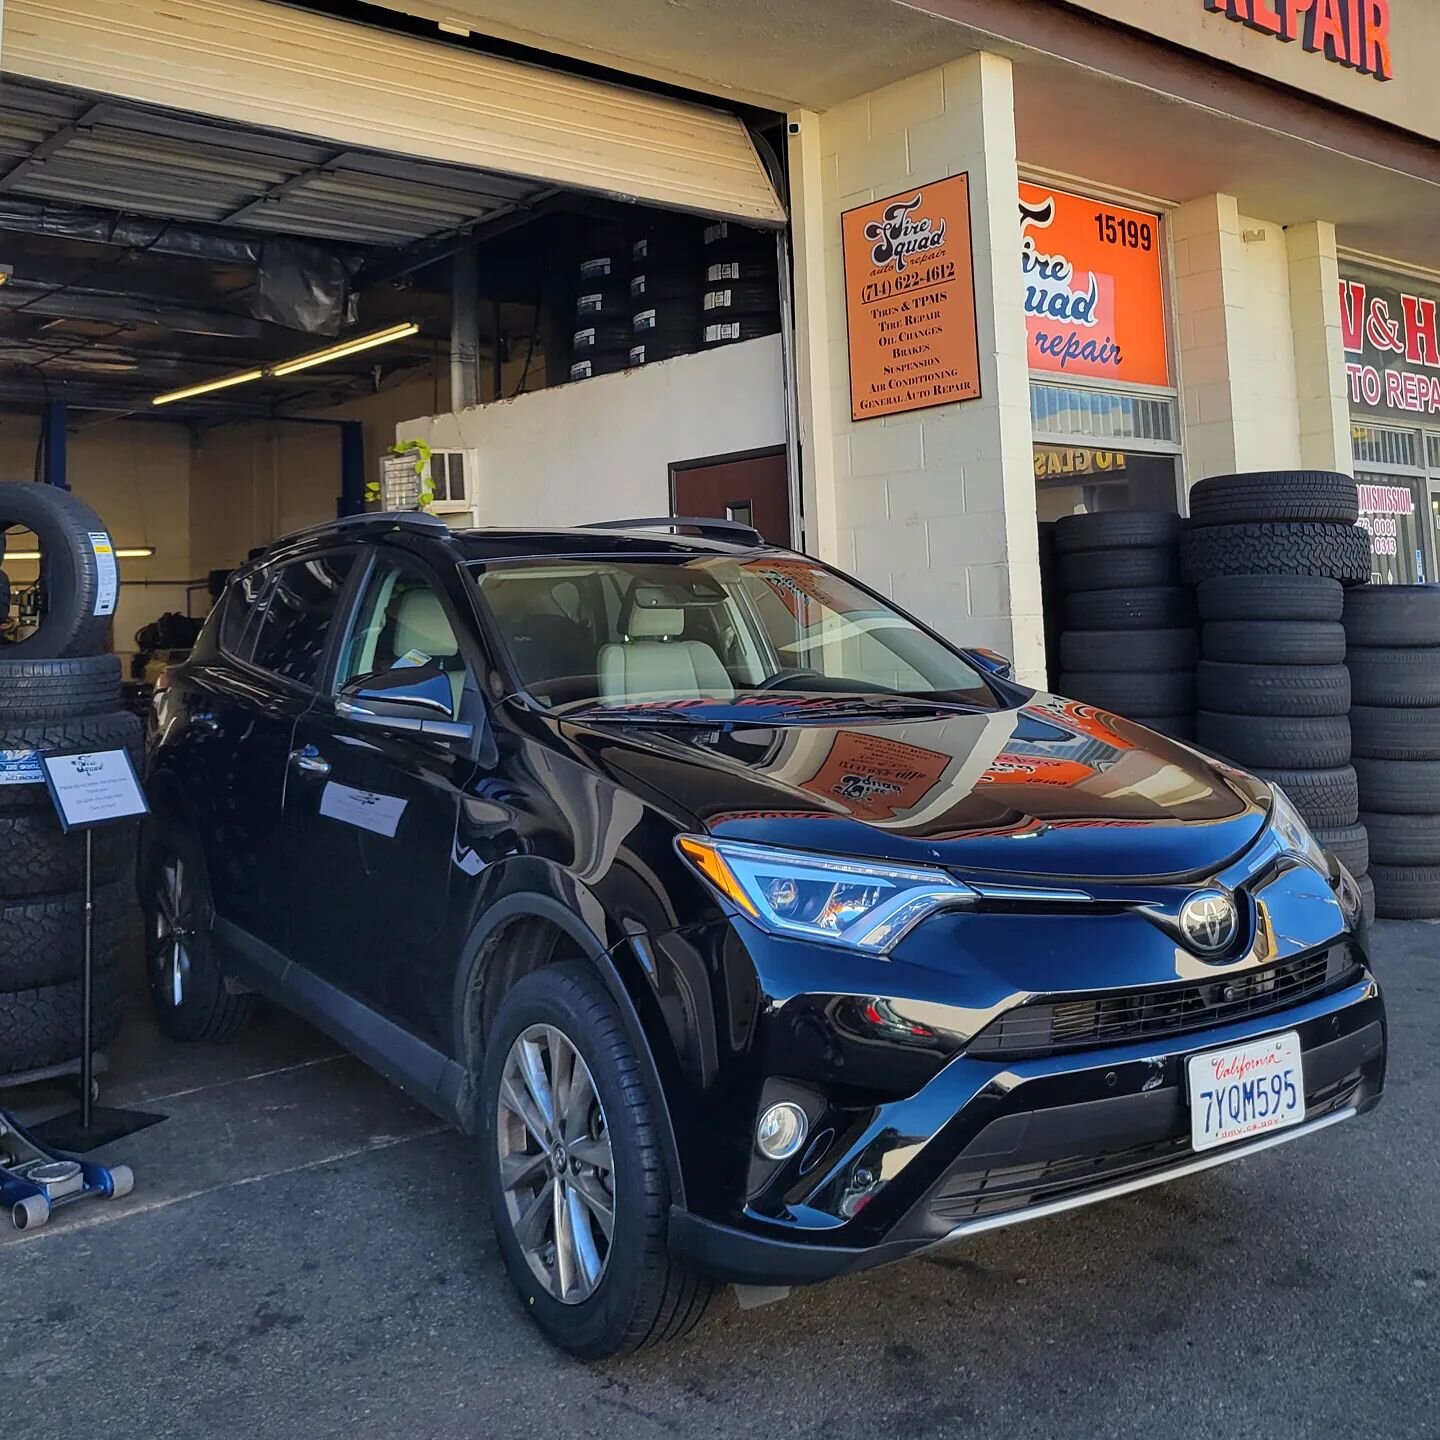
[671,448,791,546]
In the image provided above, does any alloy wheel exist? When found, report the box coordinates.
[153,855,193,1009]
[496,1023,615,1304]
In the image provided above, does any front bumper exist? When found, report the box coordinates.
[669,971,1385,1286]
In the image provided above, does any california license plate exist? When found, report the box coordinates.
[1186,1031,1305,1153]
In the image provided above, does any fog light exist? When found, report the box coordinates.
[755,1102,808,1160]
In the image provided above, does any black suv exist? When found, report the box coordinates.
[143,512,1385,1357]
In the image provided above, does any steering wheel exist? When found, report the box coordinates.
[752,667,825,693]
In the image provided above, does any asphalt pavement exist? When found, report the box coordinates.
[2,922,1436,1440]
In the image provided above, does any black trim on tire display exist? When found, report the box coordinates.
[1196,662,1350,717]
[481,962,713,1358]
[0,710,142,810]
[1195,712,1351,770]
[1056,547,1180,593]
[0,481,119,658]
[1197,574,1344,623]
[1052,511,1182,554]
[1063,586,1195,631]
[1369,863,1440,920]
[1361,812,1440,866]
[1251,766,1359,828]
[1200,621,1346,666]
[0,968,122,1076]
[1187,471,1358,527]
[1315,823,1369,878]
[1350,704,1440,760]
[1343,584,1440,648]
[0,655,122,719]
[1057,670,1195,718]
[1347,647,1440,707]
[0,882,128,990]
[1180,522,1371,585]
[1353,757,1440,815]
[1059,628,1197,673]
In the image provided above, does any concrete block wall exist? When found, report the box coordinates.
[794,52,1045,684]
[1287,221,1354,473]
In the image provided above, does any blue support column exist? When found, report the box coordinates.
[338,421,365,517]
[42,401,68,488]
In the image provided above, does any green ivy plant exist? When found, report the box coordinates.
[386,438,435,509]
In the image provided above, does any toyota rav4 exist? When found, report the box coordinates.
[142,512,1385,1357]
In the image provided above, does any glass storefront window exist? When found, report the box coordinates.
[1356,473,1427,585]
[1034,443,1179,522]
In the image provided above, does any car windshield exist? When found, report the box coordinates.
[471,553,999,714]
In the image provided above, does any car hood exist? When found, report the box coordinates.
[560,694,1269,881]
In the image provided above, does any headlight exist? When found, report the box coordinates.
[1268,786,1328,873]
[676,836,974,952]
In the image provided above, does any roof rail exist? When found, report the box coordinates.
[260,510,451,549]
[582,515,765,546]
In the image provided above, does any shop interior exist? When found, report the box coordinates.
[0,73,788,678]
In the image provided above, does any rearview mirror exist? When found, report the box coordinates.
[336,663,473,741]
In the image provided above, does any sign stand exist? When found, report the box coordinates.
[31,749,164,1154]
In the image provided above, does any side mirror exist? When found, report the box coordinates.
[968,647,1014,681]
[336,663,474,741]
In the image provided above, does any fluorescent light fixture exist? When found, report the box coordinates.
[0,264,12,287]
[152,369,265,406]
[269,322,420,376]
[7,545,155,561]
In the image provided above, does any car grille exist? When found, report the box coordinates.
[928,1078,1362,1224]
[965,947,1356,1060]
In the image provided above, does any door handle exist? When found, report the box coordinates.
[288,745,331,778]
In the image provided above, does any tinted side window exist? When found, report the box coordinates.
[248,552,355,685]
[218,569,272,663]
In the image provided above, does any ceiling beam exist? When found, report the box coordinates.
[0,284,263,337]
[0,104,109,195]
[218,149,353,225]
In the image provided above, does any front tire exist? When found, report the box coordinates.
[142,829,258,1041]
[480,962,713,1358]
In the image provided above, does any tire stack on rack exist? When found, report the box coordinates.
[1184,472,1373,919]
[699,221,780,351]
[0,482,139,1083]
[627,228,702,368]
[1344,585,1440,920]
[569,227,635,382]
[1053,511,1198,740]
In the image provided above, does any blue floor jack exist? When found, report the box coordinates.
[0,1108,134,1230]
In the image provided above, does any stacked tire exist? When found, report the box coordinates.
[1,482,137,1079]
[1345,584,1440,920]
[569,230,634,382]
[1185,472,1372,918]
[699,221,780,351]
[627,229,702,368]
[1054,511,1197,740]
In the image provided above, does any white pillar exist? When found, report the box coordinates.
[1287,220,1354,473]
[791,52,1044,684]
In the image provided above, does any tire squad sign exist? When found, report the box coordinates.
[1020,183,1170,388]
[842,174,982,420]
[1340,273,1440,417]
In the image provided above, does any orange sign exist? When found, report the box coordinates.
[1020,183,1170,388]
[842,175,982,421]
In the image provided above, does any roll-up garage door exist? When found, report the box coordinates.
[1,0,786,224]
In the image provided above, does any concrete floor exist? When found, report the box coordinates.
[2,924,1436,1440]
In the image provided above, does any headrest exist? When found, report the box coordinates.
[626,605,684,638]
[393,589,458,658]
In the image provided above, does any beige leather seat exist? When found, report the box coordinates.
[598,603,734,704]
[392,588,465,714]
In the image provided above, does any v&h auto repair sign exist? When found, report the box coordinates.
[1340,273,1440,417]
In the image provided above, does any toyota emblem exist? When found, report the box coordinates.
[1179,890,1239,956]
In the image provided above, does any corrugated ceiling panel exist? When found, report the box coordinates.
[4,0,786,224]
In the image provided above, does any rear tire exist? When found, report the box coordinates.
[481,963,713,1358]
[141,829,258,1041]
